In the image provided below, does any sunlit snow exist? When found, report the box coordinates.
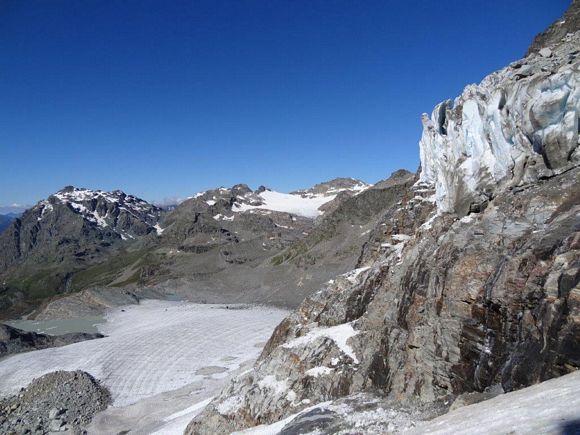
[282,322,359,363]
[234,190,336,218]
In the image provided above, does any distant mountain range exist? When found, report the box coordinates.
[0,175,416,319]
[0,213,21,234]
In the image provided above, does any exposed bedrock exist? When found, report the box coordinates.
[188,167,580,434]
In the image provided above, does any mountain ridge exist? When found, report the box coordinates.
[0,176,397,319]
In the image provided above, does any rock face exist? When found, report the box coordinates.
[0,370,111,434]
[187,5,580,434]
[0,323,103,357]
[527,0,580,55]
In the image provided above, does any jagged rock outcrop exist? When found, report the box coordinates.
[187,4,580,433]
[527,0,580,55]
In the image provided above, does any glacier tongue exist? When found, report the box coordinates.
[419,32,580,214]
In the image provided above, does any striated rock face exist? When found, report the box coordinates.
[188,6,580,434]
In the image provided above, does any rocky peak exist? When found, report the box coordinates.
[0,186,163,273]
[0,187,166,315]
[231,184,252,196]
[35,186,163,239]
[527,0,580,55]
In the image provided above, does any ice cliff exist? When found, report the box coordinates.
[419,33,579,214]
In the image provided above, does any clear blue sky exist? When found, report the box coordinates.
[0,0,569,207]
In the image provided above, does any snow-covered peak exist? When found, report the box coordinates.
[33,186,163,239]
[52,186,153,211]
[188,179,370,219]
[418,31,580,214]
[291,178,370,198]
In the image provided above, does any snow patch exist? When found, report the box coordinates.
[234,190,336,218]
[232,402,333,435]
[282,322,360,364]
[213,214,235,221]
[258,375,289,396]
[217,394,244,416]
[343,267,370,284]
[411,370,580,435]
[305,366,334,377]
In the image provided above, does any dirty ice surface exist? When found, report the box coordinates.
[0,301,288,433]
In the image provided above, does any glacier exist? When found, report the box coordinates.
[418,33,579,214]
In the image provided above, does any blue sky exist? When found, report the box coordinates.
[0,0,569,207]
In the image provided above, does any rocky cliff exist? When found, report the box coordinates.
[187,4,580,433]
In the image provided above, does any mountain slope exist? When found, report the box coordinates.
[41,177,406,310]
[187,4,580,433]
[1,178,390,318]
[0,187,163,317]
